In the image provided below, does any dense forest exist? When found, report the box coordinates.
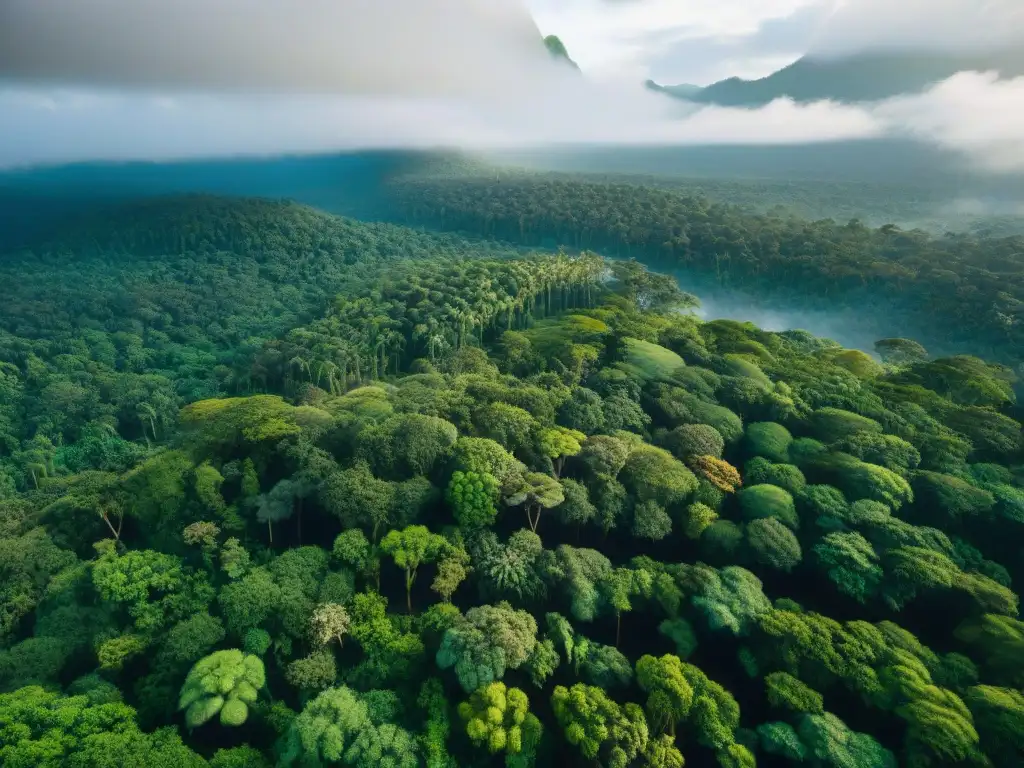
[1,195,1024,768]
[395,157,1024,235]
[385,175,1024,366]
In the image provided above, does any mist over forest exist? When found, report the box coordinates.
[3,148,1022,356]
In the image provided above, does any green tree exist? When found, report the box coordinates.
[798,711,896,768]
[432,548,471,604]
[178,649,265,728]
[551,683,649,768]
[285,650,337,695]
[600,567,653,647]
[347,591,424,686]
[636,654,694,736]
[321,462,395,543]
[474,529,547,603]
[965,685,1024,762]
[621,444,699,506]
[279,686,418,768]
[744,422,793,463]
[445,470,499,528]
[745,517,802,571]
[505,471,565,533]
[632,499,673,541]
[556,477,597,533]
[332,529,378,588]
[437,602,537,693]
[692,566,771,637]
[217,567,282,637]
[539,426,586,478]
[737,484,798,529]
[765,671,824,715]
[814,531,883,603]
[663,423,726,460]
[643,734,686,768]
[955,614,1024,687]
[380,525,447,612]
[310,602,350,647]
[458,682,543,758]
[0,686,206,767]
[92,546,213,637]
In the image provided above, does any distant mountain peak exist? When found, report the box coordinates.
[650,46,1024,106]
[644,80,703,99]
[544,34,579,69]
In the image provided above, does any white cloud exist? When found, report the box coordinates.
[3,72,1021,173]
[526,0,822,81]
[0,0,553,102]
[809,0,1024,56]
[0,0,1021,175]
[872,71,1024,172]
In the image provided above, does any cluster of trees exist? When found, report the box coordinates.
[0,195,525,490]
[1,197,1023,768]
[386,176,1024,365]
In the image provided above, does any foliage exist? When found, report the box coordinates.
[765,671,824,715]
[445,470,499,528]
[437,602,538,693]
[738,484,799,529]
[745,517,803,572]
[178,649,265,728]
[551,683,649,768]
[0,686,205,768]
[458,682,542,757]
[1,194,1022,768]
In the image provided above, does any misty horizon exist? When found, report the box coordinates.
[0,0,1022,172]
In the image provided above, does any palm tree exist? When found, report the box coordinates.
[137,403,158,443]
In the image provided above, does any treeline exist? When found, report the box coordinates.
[1,211,1023,768]
[386,176,1024,365]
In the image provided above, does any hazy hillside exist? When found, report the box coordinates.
[544,34,580,69]
[3,148,1024,249]
[651,46,1024,105]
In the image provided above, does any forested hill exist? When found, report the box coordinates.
[0,195,527,452]
[0,198,1023,768]
[384,175,1024,366]
[650,47,1024,106]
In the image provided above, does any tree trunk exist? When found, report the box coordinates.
[527,506,540,533]
[267,519,273,544]
[101,511,122,542]
[616,612,621,648]
[406,570,414,613]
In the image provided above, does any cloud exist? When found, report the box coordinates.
[4,72,1022,173]
[0,0,1021,175]
[0,0,554,101]
[645,1,832,84]
[872,71,1024,172]
[527,0,822,82]
[808,0,1024,56]
[529,0,1024,86]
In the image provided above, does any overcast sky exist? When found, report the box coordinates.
[0,0,1022,171]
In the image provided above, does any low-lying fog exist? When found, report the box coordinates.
[672,273,884,353]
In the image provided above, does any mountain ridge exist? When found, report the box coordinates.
[650,46,1024,105]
